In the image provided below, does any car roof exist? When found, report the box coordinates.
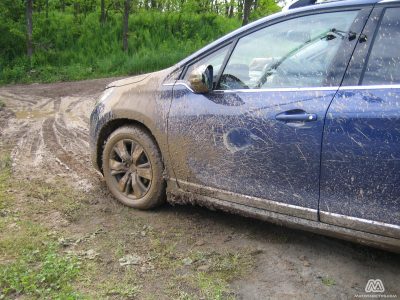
[177,0,388,68]
[283,0,378,11]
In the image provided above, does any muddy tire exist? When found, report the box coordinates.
[102,125,166,209]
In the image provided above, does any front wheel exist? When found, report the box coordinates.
[102,125,166,209]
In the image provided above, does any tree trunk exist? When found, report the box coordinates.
[228,0,234,17]
[237,0,243,21]
[214,0,219,14]
[26,0,33,58]
[123,0,131,52]
[242,0,252,26]
[100,0,106,24]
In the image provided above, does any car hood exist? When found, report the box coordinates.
[106,73,153,89]
[105,67,176,89]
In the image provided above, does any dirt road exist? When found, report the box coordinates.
[0,79,399,299]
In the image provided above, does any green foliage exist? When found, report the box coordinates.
[0,245,81,299]
[0,0,280,84]
[0,154,11,210]
[321,277,336,287]
[0,0,25,65]
[0,11,241,84]
[251,0,281,20]
[0,154,82,299]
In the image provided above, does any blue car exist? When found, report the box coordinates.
[90,0,400,252]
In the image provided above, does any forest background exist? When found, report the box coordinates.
[0,0,281,84]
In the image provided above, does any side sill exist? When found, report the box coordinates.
[320,211,400,240]
[176,179,318,221]
[166,185,400,253]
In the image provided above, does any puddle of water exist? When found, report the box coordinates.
[15,110,54,119]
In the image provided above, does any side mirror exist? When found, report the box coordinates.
[188,65,213,93]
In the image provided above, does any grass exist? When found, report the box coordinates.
[99,272,141,298]
[0,154,83,299]
[0,11,241,85]
[0,154,11,210]
[0,245,81,299]
[0,99,5,110]
[0,151,255,299]
[321,277,336,287]
[146,231,254,299]
[180,251,253,299]
[24,178,88,222]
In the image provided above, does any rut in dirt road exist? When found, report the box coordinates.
[0,80,110,188]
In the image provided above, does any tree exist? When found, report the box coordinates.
[242,0,252,25]
[123,0,131,52]
[250,0,280,21]
[228,0,234,17]
[26,0,33,58]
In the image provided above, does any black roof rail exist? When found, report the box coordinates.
[285,0,317,10]
[282,0,348,11]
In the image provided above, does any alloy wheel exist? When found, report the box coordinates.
[108,139,152,199]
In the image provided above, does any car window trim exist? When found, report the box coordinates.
[207,83,400,94]
[358,4,400,85]
[170,82,400,92]
[181,42,233,80]
[341,7,382,86]
[359,8,385,84]
[324,7,374,87]
[214,39,238,88]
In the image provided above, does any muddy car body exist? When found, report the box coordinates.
[90,0,400,252]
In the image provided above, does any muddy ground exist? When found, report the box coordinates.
[0,78,399,299]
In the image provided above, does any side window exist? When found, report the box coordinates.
[362,8,400,85]
[218,11,359,90]
[183,45,230,81]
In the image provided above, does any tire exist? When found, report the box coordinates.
[102,125,166,209]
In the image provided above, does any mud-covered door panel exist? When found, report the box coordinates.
[168,9,365,214]
[320,7,400,237]
[169,87,338,210]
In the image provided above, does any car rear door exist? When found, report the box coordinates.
[168,7,371,220]
[320,5,400,238]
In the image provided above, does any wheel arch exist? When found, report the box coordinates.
[96,118,161,173]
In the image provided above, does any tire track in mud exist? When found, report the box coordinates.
[55,116,88,141]
[42,115,97,178]
[65,99,83,113]
[0,80,116,195]
[37,98,56,109]
[29,131,41,158]
[0,84,101,184]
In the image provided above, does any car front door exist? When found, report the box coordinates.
[320,5,400,238]
[168,8,370,220]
